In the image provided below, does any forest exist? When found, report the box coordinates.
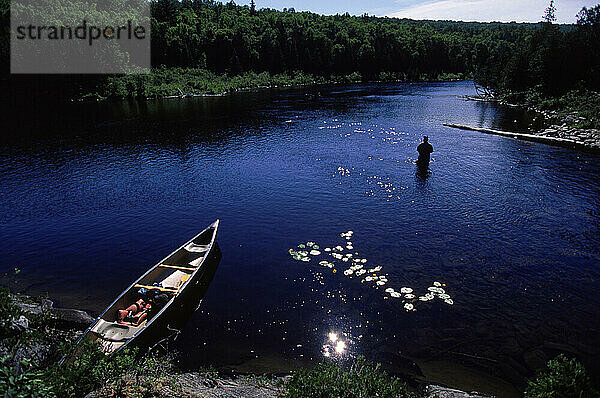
[1,0,599,104]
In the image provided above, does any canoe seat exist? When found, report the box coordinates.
[184,243,209,253]
[91,320,141,342]
[159,264,195,271]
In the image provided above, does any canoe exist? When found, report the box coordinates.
[69,220,220,357]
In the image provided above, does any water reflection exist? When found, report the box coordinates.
[323,331,349,357]
[415,162,431,182]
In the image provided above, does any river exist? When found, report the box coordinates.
[1,81,599,396]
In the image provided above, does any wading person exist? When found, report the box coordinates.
[416,136,433,168]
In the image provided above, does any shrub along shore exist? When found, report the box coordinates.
[80,68,466,101]
[1,287,598,397]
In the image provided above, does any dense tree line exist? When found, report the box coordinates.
[149,0,600,94]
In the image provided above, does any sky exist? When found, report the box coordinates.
[240,0,597,24]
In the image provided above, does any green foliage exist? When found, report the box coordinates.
[44,338,138,398]
[0,357,55,398]
[524,354,599,398]
[285,356,422,398]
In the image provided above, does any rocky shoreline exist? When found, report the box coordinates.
[501,101,600,152]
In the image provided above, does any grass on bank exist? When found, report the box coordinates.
[285,355,422,398]
[84,68,467,101]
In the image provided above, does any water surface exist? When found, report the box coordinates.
[2,81,599,396]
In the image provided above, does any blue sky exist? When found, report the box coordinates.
[241,0,597,23]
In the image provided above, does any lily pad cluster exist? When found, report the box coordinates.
[288,232,455,312]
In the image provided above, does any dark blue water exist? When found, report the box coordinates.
[2,81,599,396]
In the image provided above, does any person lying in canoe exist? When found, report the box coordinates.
[117,298,151,326]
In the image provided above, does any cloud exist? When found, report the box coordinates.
[386,0,593,23]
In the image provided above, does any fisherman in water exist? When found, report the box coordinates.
[416,136,433,168]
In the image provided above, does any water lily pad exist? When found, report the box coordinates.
[385,288,395,293]
[404,294,415,299]
[298,244,306,249]
[300,257,310,262]
[444,299,454,305]
[356,269,366,276]
[439,293,450,299]
[390,292,402,298]
[344,269,353,276]
[319,261,329,266]
[400,287,413,294]
[433,281,441,287]
[310,250,321,256]
[324,248,331,252]
[376,280,386,286]
[307,242,315,246]
[313,245,320,249]
[404,303,414,311]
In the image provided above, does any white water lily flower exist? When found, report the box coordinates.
[390,292,402,298]
[404,294,415,299]
[385,288,395,293]
[324,248,331,252]
[404,303,414,311]
[433,281,441,287]
[444,299,454,305]
[310,250,321,256]
[400,287,413,294]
